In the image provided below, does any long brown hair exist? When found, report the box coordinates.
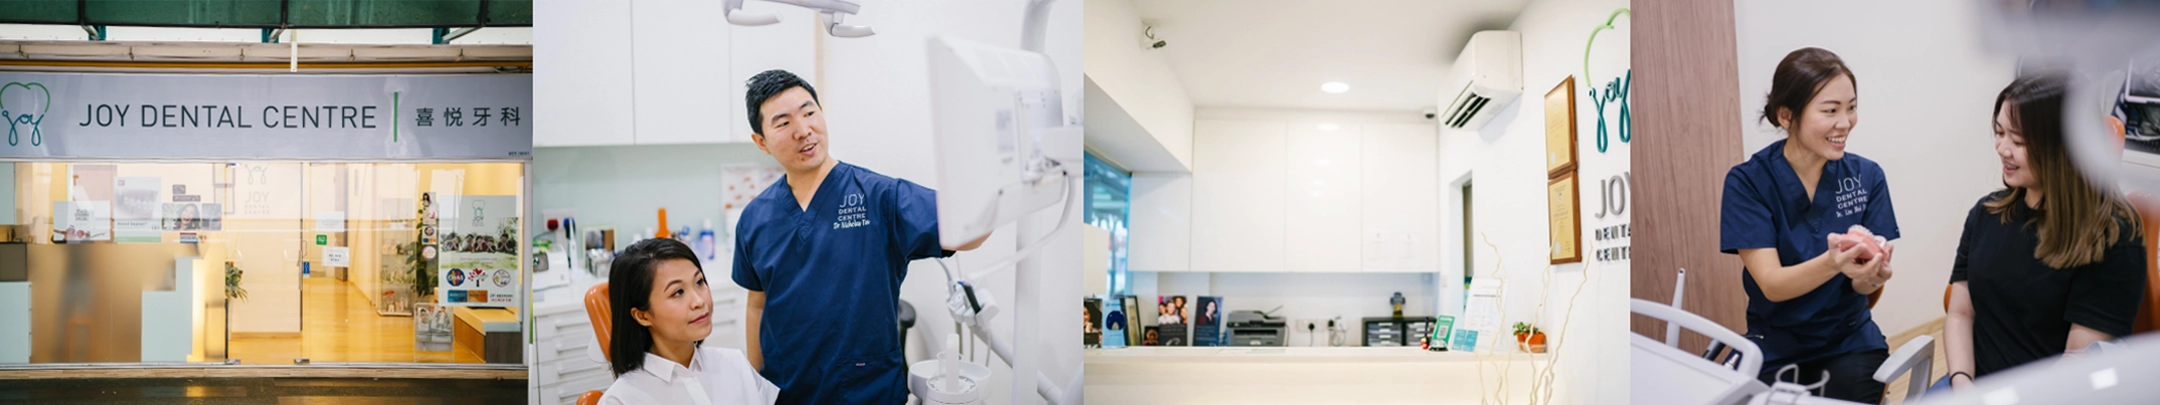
[1984,72,2142,269]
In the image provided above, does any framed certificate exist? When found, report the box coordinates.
[1548,172,1582,264]
[1545,77,1579,178]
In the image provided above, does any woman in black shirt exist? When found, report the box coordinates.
[1941,72,2148,393]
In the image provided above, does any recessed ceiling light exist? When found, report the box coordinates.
[1321,82,1349,93]
[1318,123,1339,132]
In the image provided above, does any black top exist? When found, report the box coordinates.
[1950,191,2147,376]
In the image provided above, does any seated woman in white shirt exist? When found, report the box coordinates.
[601,238,780,405]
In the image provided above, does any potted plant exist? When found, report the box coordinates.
[1512,322,1547,353]
[1527,327,1547,353]
[224,261,248,301]
[406,194,439,302]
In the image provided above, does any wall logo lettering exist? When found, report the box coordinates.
[1,82,49,146]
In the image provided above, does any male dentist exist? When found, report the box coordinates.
[732,69,989,404]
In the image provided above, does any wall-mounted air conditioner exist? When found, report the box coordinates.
[1437,30,1522,130]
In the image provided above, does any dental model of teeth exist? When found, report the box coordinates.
[1830,224,1887,263]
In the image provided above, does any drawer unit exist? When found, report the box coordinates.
[534,301,613,405]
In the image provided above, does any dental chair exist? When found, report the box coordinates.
[572,283,926,405]
[576,283,613,405]
[1898,334,2160,405]
[1631,298,1771,405]
[1640,295,1929,405]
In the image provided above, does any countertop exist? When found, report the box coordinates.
[1085,346,1550,364]
[1084,346,1553,404]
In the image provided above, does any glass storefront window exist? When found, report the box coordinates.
[2,161,525,365]
[1083,154,1130,296]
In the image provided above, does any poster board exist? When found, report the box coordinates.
[1548,172,1583,264]
[1545,77,1579,177]
[437,195,519,307]
[113,177,161,243]
[1194,296,1224,347]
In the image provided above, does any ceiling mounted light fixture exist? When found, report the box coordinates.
[1321,82,1350,94]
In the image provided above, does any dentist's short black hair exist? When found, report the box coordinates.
[744,69,821,137]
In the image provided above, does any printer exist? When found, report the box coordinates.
[1226,309,1287,347]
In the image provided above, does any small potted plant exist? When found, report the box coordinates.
[1512,322,1547,353]
[224,261,248,301]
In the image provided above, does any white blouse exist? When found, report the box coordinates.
[599,347,779,405]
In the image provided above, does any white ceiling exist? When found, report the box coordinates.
[1132,0,1528,112]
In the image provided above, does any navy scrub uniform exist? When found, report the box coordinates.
[1721,140,1899,402]
[733,162,950,405]
[1950,191,2145,377]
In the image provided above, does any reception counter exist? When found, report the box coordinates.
[1085,347,1548,404]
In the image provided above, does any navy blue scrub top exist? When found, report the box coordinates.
[733,161,950,405]
[1720,140,1899,369]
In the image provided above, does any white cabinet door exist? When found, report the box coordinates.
[630,0,734,145]
[1284,122,1362,272]
[728,6,822,143]
[1359,123,1440,272]
[1128,173,1192,272]
[534,0,635,147]
[1191,120,1286,272]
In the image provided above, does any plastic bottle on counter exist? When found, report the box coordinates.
[697,219,718,261]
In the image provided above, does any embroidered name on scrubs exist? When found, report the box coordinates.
[835,193,870,229]
[1832,176,1868,218]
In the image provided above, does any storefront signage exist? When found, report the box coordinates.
[0,72,531,159]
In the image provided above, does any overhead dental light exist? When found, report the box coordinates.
[723,0,878,38]
[1321,81,1350,93]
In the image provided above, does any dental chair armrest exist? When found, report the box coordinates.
[1874,335,1936,402]
[1874,335,1935,383]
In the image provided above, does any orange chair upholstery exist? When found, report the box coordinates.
[576,282,613,405]
[586,283,614,360]
[2128,192,2160,335]
[2110,113,2160,335]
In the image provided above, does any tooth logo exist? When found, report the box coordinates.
[1584,9,1631,154]
[0,82,49,147]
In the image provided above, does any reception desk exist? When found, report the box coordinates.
[1084,347,1547,404]
[22,243,227,363]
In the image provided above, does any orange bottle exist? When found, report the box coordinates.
[656,208,672,239]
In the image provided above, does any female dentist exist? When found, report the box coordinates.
[1720,47,1899,404]
[1939,72,2146,393]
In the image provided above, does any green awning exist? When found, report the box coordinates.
[0,0,532,28]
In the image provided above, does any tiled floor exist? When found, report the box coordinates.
[0,377,524,404]
[227,277,482,364]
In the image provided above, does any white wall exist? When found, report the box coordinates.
[1734,0,2015,336]
[820,1,1085,403]
[1434,0,1629,403]
[1082,0,1196,173]
[1127,107,1443,345]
